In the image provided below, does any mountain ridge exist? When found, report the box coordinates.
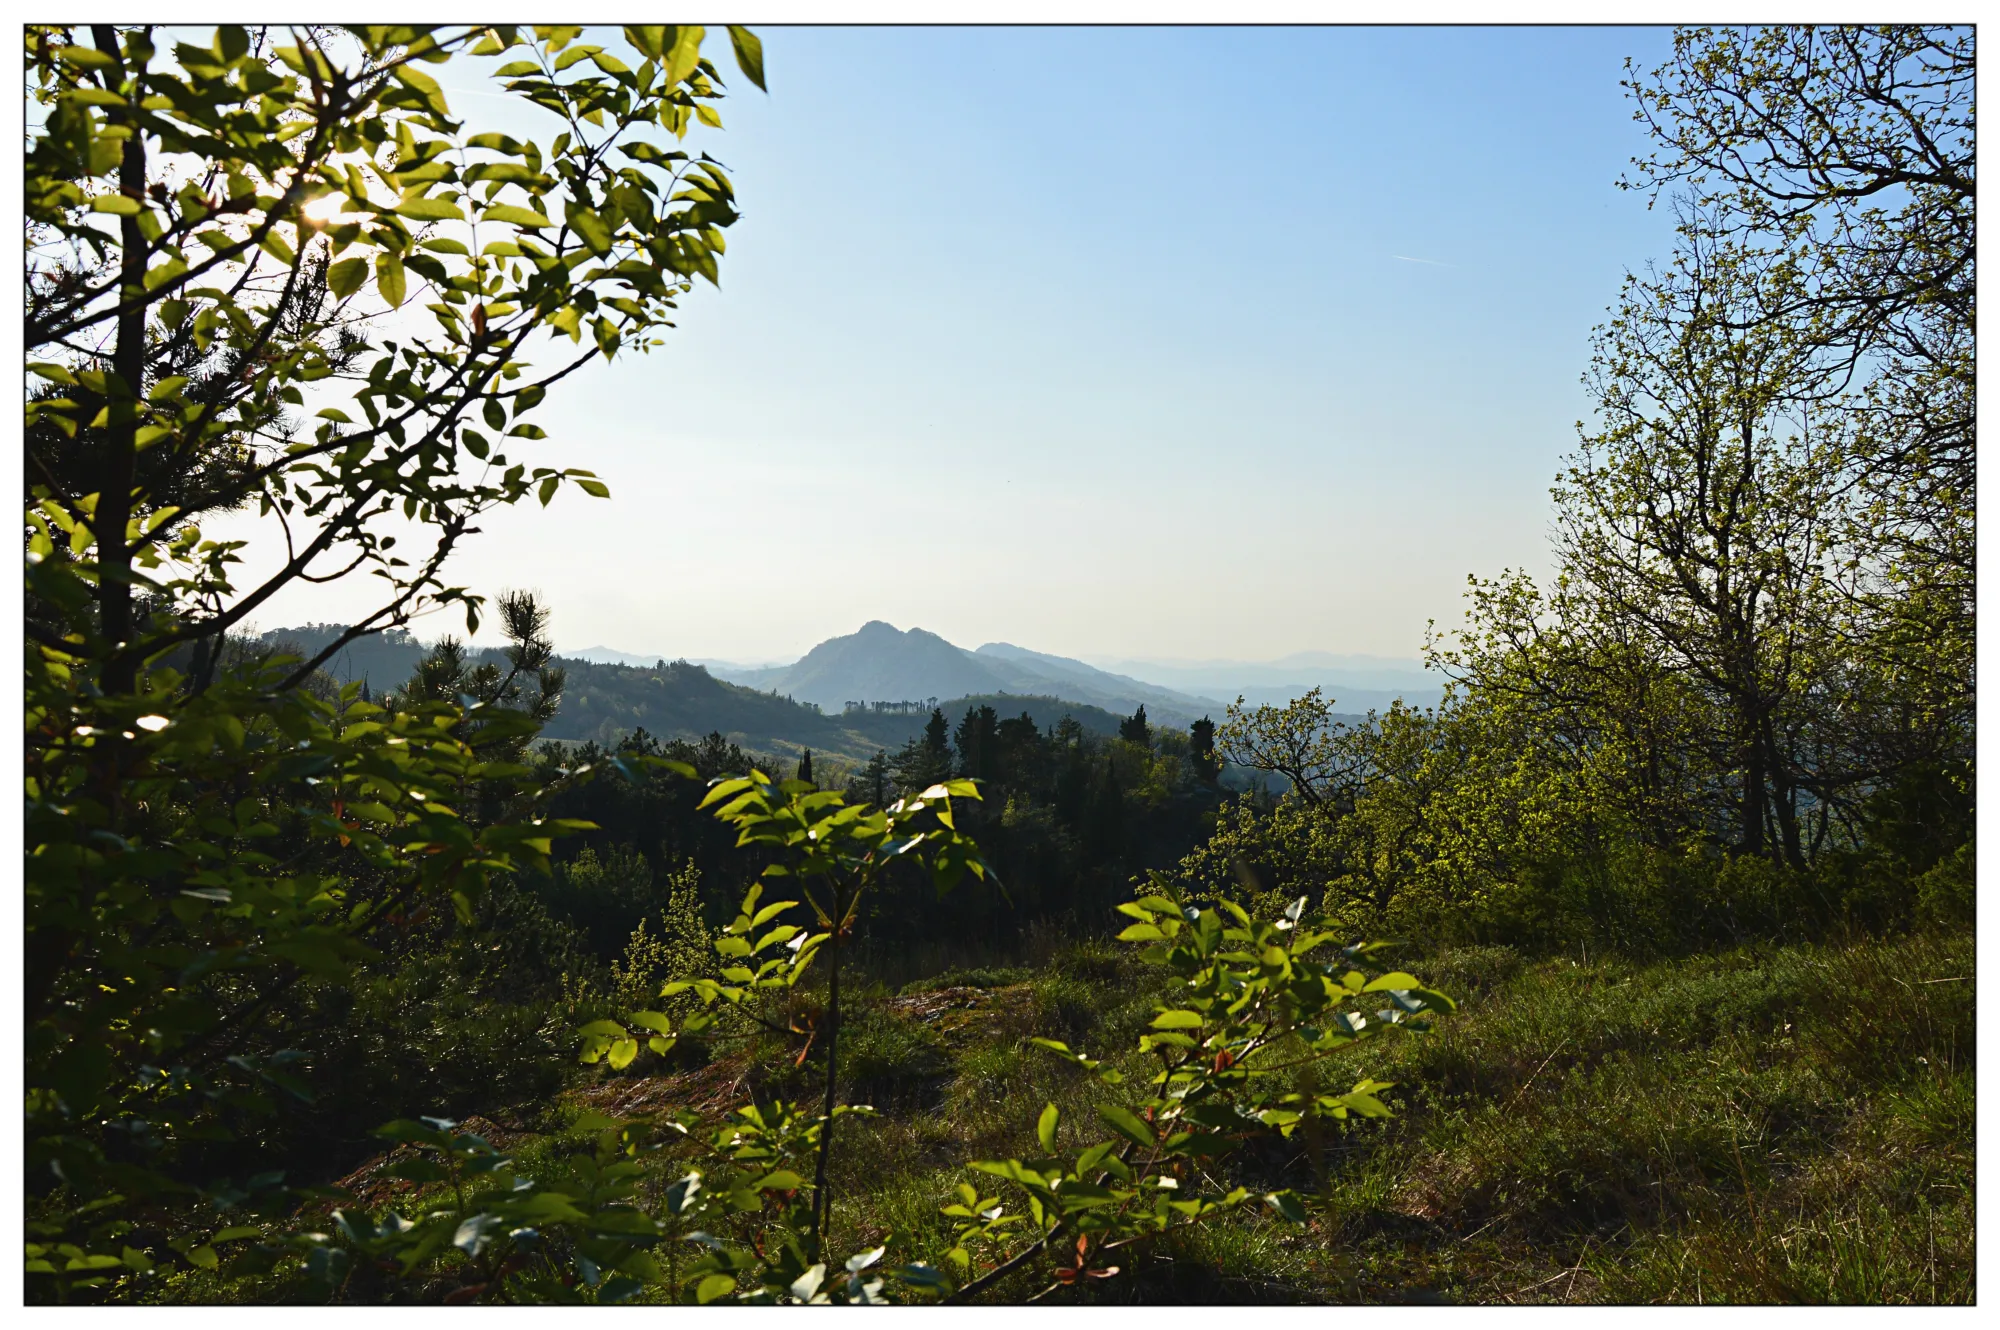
[700,621,1225,728]
[562,628,1444,713]
[250,624,1139,764]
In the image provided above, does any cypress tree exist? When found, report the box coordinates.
[1189,716,1220,784]
[1119,704,1151,748]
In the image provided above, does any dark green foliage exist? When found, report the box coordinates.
[1118,704,1151,747]
[1189,715,1220,784]
[954,704,1001,783]
[846,749,893,808]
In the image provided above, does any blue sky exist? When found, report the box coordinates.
[244,25,1688,663]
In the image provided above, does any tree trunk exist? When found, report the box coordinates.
[94,23,147,698]
[811,885,844,1258]
[1739,740,1766,858]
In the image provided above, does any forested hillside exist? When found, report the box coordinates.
[25,23,1971,1310]
[259,622,1145,761]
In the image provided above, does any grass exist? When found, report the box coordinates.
[813,926,1976,1303]
[1290,929,1976,1304]
[192,924,1973,1305]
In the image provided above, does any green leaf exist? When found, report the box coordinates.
[1096,1103,1154,1149]
[1265,1191,1311,1223]
[565,202,613,255]
[1149,1009,1204,1029]
[375,251,406,307]
[390,63,450,116]
[1037,1102,1060,1154]
[749,899,795,928]
[326,256,369,298]
[482,203,551,229]
[663,26,705,86]
[695,1273,736,1304]
[726,26,766,91]
[395,195,465,222]
[91,195,141,216]
[58,44,120,70]
[625,27,667,60]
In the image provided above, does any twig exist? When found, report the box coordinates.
[1507,1267,1578,1298]
[1458,1214,1502,1245]
[1562,1234,1595,1302]
[1507,1036,1573,1110]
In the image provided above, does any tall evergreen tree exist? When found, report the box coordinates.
[1085,754,1126,864]
[848,749,891,807]
[894,708,957,792]
[955,704,1002,784]
[797,748,814,785]
[1189,716,1220,784]
[1119,704,1151,748]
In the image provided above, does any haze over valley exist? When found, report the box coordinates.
[567,620,1445,720]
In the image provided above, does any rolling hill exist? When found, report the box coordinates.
[253,624,1132,764]
[255,621,1402,765]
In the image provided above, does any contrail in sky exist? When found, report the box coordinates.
[1393,254,1455,268]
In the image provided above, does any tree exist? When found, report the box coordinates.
[796,748,813,785]
[1217,689,1367,812]
[1623,26,1972,376]
[578,775,994,1267]
[1117,704,1151,748]
[954,703,1001,783]
[924,706,951,759]
[26,22,765,690]
[24,22,768,1302]
[1188,715,1220,785]
[1427,220,1970,881]
[844,748,891,809]
[1558,236,1854,864]
[893,707,955,791]
[1622,25,1974,751]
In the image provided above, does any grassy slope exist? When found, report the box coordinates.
[545,926,1974,1305]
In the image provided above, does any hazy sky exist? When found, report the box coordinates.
[231,25,1687,663]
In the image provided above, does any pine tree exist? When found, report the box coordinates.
[797,748,814,785]
[954,704,1001,783]
[893,709,957,792]
[1085,754,1126,862]
[846,749,891,807]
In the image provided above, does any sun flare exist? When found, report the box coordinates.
[301,193,353,225]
